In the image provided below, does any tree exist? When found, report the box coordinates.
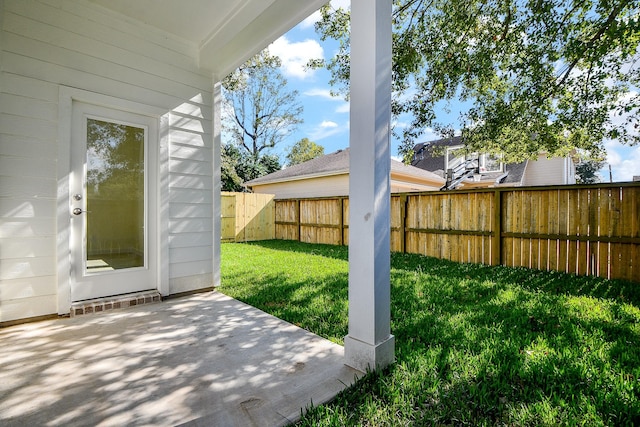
[221,143,282,191]
[235,153,282,183]
[576,159,606,184]
[222,50,303,160]
[221,144,243,192]
[86,119,144,200]
[286,138,325,166]
[312,0,640,163]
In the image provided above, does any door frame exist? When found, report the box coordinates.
[70,104,156,302]
[57,87,170,314]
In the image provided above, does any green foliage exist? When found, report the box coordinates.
[221,144,281,191]
[285,138,325,166]
[221,144,243,191]
[222,50,303,158]
[576,158,606,184]
[313,0,640,163]
[221,240,640,426]
[86,119,144,200]
[235,153,281,183]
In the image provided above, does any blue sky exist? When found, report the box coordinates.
[264,2,639,182]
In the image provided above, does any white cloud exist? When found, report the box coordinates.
[309,120,349,141]
[303,88,336,99]
[303,88,349,113]
[320,120,338,128]
[335,102,350,114]
[301,12,321,29]
[269,36,323,80]
[331,0,351,9]
[603,140,640,182]
[392,120,410,130]
[597,90,640,182]
[418,127,440,142]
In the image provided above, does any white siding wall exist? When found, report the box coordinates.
[566,157,576,184]
[0,0,215,322]
[522,155,573,186]
[251,174,442,199]
[252,175,350,199]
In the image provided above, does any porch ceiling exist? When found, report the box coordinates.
[87,0,327,78]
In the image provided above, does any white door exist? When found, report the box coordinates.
[70,102,158,302]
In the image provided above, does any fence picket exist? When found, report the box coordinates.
[271,183,639,283]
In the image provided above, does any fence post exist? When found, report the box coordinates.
[339,197,345,246]
[491,189,502,266]
[400,194,408,254]
[296,199,301,242]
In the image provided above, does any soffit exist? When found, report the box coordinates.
[87,0,326,78]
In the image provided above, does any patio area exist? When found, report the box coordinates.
[0,292,361,426]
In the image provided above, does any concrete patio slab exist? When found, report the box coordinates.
[0,291,361,426]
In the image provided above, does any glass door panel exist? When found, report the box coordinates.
[85,118,146,272]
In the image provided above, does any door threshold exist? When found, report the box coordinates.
[70,291,161,317]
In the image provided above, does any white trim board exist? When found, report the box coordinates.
[57,86,170,314]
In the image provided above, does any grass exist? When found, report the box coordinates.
[220,240,640,426]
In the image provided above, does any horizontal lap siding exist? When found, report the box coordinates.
[523,156,567,186]
[252,174,349,200]
[0,0,214,321]
[168,110,214,291]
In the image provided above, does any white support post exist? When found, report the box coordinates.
[345,0,395,372]
[212,81,222,287]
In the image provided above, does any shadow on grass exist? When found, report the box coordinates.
[222,240,640,425]
[246,240,640,306]
[221,270,349,344]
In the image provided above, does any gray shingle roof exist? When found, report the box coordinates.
[244,148,444,186]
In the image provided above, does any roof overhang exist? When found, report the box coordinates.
[391,170,445,186]
[245,170,350,188]
[459,180,495,189]
[246,169,446,190]
[87,0,327,79]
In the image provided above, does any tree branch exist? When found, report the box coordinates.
[556,0,632,89]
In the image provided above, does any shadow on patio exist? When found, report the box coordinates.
[0,292,361,426]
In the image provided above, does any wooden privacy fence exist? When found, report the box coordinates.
[275,183,640,282]
[221,192,275,242]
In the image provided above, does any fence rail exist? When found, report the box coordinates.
[274,183,640,282]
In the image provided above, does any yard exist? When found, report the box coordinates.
[220,240,640,426]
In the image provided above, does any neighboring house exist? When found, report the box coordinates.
[412,136,577,188]
[0,0,326,324]
[244,148,446,199]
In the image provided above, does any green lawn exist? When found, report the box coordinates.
[220,240,640,426]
